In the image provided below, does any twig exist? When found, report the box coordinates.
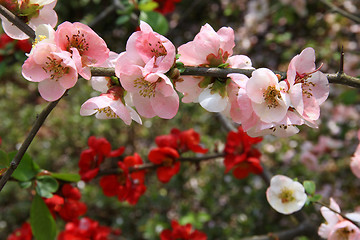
[97,153,225,177]
[240,220,317,240]
[339,46,344,74]
[0,4,35,40]
[0,97,63,191]
[320,0,360,24]
[90,66,360,89]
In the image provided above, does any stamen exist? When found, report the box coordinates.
[96,107,117,118]
[134,78,157,98]
[42,57,69,80]
[263,86,281,109]
[66,30,89,54]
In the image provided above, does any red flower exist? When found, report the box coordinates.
[15,39,32,53]
[155,128,208,154]
[99,158,146,205]
[154,0,182,14]
[160,220,207,240]
[58,217,120,240]
[79,136,125,182]
[224,127,263,179]
[44,184,87,222]
[148,147,180,183]
[7,222,32,240]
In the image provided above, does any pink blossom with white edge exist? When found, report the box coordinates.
[318,198,360,239]
[1,0,57,40]
[22,42,77,101]
[55,21,109,80]
[80,87,142,125]
[266,175,307,215]
[176,23,253,113]
[246,68,290,123]
[350,130,360,179]
[286,47,329,126]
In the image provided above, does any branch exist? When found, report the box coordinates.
[0,4,36,40]
[240,220,317,240]
[90,66,360,89]
[320,0,360,24]
[0,96,63,192]
[97,153,225,177]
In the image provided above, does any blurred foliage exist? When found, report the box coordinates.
[1,0,360,239]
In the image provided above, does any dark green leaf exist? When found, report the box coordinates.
[30,194,57,240]
[139,11,169,35]
[51,172,81,182]
[19,181,32,189]
[11,152,40,181]
[35,175,59,198]
[115,15,130,26]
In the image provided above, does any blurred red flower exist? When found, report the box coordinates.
[224,127,263,179]
[154,0,182,14]
[160,220,207,240]
[7,222,32,240]
[148,147,180,183]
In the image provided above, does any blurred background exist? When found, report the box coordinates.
[1,0,360,239]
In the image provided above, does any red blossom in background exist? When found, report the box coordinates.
[79,136,125,182]
[45,184,87,222]
[0,33,32,61]
[149,147,180,183]
[224,127,263,179]
[57,217,120,240]
[160,220,207,240]
[99,157,146,205]
[155,128,208,154]
[154,0,182,14]
[7,222,32,240]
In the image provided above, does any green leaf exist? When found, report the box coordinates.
[303,180,316,195]
[30,194,57,240]
[175,61,185,73]
[138,0,158,11]
[19,181,32,189]
[35,175,59,198]
[51,172,81,182]
[309,194,322,202]
[0,150,9,168]
[115,15,130,26]
[139,11,169,35]
[11,152,40,181]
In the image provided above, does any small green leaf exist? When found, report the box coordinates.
[138,0,158,11]
[51,172,81,182]
[19,181,32,189]
[11,152,40,181]
[139,11,169,35]
[30,194,57,240]
[175,61,185,73]
[115,15,130,26]
[0,150,9,168]
[303,180,316,195]
[309,194,322,202]
[35,175,59,198]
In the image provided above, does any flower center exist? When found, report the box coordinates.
[263,86,281,109]
[66,30,89,55]
[117,173,127,185]
[334,226,355,240]
[42,57,69,80]
[148,40,167,58]
[162,157,174,167]
[96,107,117,118]
[278,188,295,203]
[134,78,158,98]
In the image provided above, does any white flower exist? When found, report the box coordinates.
[266,175,307,215]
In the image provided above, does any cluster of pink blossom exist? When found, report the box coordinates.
[2,0,329,135]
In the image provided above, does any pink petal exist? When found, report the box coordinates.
[38,79,66,101]
[151,91,179,119]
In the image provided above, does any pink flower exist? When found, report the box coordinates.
[286,47,329,126]
[115,21,178,119]
[55,21,110,80]
[1,0,57,40]
[246,68,290,123]
[80,86,142,125]
[318,198,360,239]
[176,23,253,113]
[351,130,360,179]
[22,42,78,101]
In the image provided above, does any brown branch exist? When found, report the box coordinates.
[0,96,63,192]
[90,66,360,89]
[0,4,35,40]
[320,0,360,24]
[240,220,317,240]
[97,153,225,177]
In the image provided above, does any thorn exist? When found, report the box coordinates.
[339,45,344,73]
